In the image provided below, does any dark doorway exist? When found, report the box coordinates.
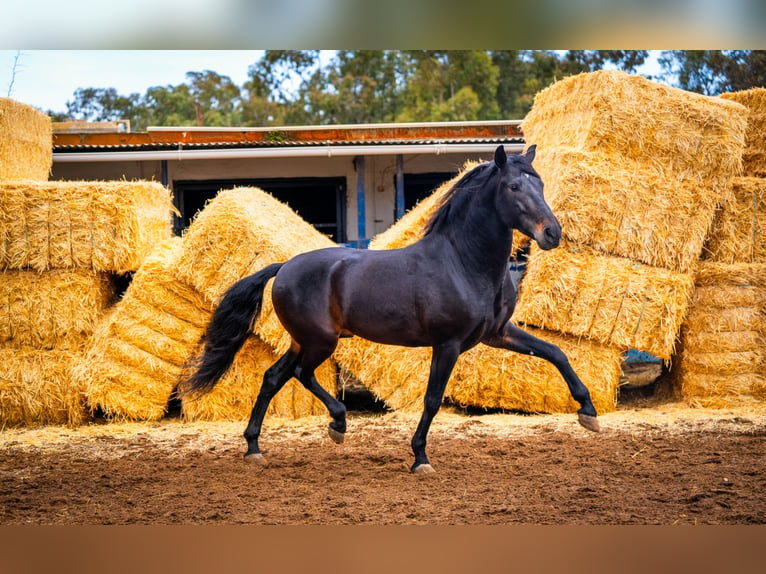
[398,171,458,215]
[172,177,347,243]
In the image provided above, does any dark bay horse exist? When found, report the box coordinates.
[179,145,600,473]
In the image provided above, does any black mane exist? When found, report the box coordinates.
[423,154,539,238]
[423,161,496,236]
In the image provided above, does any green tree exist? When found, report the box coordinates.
[299,50,409,124]
[186,70,243,126]
[396,51,499,122]
[659,50,766,95]
[141,84,197,128]
[65,87,141,122]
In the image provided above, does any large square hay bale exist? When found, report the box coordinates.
[181,336,337,421]
[672,261,766,407]
[0,269,114,349]
[77,239,212,421]
[0,344,88,428]
[533,147,728,273]
[0,98,52,180]
[0,180,175,273]
[721,87,766,177]
[514,242,695,360]
[703,177,766,264]
[522,71,747,176]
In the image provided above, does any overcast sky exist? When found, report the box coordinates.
[1,50,269,113]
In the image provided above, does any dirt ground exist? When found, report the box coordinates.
[2,396,766,525]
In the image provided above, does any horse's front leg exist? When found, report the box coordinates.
[411,342,461,474]
[483,322,600,432]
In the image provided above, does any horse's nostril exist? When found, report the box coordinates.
[544,226,556,240]
[542,224,560,247]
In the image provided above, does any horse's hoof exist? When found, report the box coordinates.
[578,413,601,433]
[328,426,345,444]
[244,452,267,465]
[411,463,435,474]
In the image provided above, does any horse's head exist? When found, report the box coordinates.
[493,144,561,250]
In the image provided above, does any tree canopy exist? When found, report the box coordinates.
[50,50,765,131]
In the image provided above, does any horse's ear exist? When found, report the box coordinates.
[494,145,507,168]
[525,144,536,163]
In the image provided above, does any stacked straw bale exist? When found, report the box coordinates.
[77,186,337,422]
[703,177,766,264]
[0,345,88,427]
[0,180,175,273]
[0,269,114,348]
[722,88,766,177]
[0,98,52,180]
[333,158,623,414]
[673,263,766,406]
[0,100,177,427]
[175,186,336,303]
[515,71,748,363]
[515,242,695,361]
[673,88,766,406]
[76,239,212,421]
[335,326,621,414]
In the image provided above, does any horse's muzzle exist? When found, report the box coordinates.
[536,221,561,250]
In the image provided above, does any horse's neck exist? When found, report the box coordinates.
[441,197,513,284]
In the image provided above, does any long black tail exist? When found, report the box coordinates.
[178,262,283,398]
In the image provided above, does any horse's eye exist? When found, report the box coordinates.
[509,183,519,192]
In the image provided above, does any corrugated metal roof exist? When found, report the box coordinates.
[52,121,525,153]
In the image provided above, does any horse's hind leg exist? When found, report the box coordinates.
[295,343,347,444]
[243,349,300,463]
[483,322,600,431]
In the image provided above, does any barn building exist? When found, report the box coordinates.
[51,120,524,245]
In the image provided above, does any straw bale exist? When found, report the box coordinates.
[721,88,766,176]
[334,326,621,414]
[690,284,763,308]
[176,186,336,303]
[77,239,212,421]
[533,146,725,273]
[448,328,621,414]
[680,349,764,375]
[703,177,766,263]
[675,371,766,408]
[181,336,337,421]
[0,180,175,273]
[514,242,695,360]
[681,329,764,354]
[741,153,766,178]
[672,261,766,405]
[522,71,747,176]
[0,98,52,180]
[692,260,766,289]
[371,160,530,256]
[334,337,431,413]
[0,344,88,428]
[0,268,114,349]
